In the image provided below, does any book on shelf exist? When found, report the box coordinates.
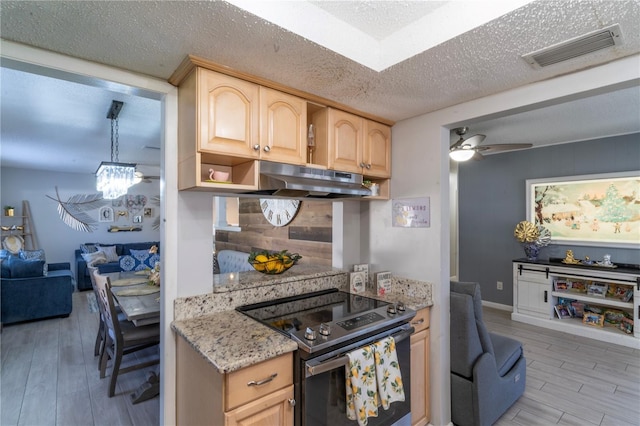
[554,280,569,291]
[554,304,572,320]
[587,282,608,298]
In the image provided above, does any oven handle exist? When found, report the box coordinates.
[305,326,414,377]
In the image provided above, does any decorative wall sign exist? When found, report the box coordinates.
[144,208,153,217]
[99,206,114,223]
[526,171,640,248]
[392,197,430,228]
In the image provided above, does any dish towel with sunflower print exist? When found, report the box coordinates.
[346,344,379,426]
[373,336,405,409]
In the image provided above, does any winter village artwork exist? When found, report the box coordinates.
[526,171,640,248]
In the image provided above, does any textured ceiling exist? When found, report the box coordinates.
[0,0,639,175]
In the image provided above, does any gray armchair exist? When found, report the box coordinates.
[450,281,526,426]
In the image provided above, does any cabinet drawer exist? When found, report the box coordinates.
[225,352,293,410]
[411,308,430,333]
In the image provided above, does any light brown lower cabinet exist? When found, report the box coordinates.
[410,308,431,426]
[225,385,294,426]
[176,336,294,426]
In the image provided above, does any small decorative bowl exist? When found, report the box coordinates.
[248,250,302,274]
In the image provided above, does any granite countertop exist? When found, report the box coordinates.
[213,265,345,293]
[173,269,433,373]
[171,310,298,374]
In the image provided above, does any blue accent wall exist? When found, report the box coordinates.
[458,133,640,306]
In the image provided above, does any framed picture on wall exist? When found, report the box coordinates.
[526,171,640,248]
[99,206,114,223]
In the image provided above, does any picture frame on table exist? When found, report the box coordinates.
[526,171,640,248]
[349,271,366,294]
[353,264,369,288]
[375,271,392,296]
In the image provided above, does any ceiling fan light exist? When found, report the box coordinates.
[449,148,475,162]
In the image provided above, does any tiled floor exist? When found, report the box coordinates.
[484,307,640,426]
[1,291,159,426]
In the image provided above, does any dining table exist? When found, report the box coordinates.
[104,271,161,403]
[105,271,160,326]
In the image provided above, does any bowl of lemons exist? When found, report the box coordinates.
[248,250,302,274]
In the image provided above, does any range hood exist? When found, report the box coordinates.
[244,161,372,199]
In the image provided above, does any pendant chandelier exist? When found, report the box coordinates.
[96,100,136,199]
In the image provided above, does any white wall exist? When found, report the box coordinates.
[1,167,160,276]
[371,54,640,426]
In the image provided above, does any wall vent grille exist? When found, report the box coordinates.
[522,24,623,68]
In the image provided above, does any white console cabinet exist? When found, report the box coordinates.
[512,260,639,349]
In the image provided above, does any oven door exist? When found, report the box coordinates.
[298,324,413,426]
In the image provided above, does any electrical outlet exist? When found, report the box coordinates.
[497,281,503,290]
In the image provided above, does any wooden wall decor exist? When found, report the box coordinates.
[214,198,332,266]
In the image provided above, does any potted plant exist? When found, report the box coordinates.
[4,206,15,217]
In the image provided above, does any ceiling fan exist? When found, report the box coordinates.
[449,127,533,162]
[134,171,160,184]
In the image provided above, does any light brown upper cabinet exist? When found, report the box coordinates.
[196,69,306,164]
[259,87,307,165]
[198,68,260,158]
[363,119,392,178]
[313,108,391,178]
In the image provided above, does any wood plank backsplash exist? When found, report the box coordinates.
[214,199,332,266]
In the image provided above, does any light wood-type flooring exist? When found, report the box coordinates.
[2,294,638,425]
[484,307,640,426]
[1,291,159,426]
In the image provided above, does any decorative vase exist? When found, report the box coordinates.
[4,208,14,217]
[523,243,539,261]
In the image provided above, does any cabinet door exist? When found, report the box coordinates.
[363,120,391,178]
[517,274,551,318]
[225,385,294,426]
[327,109,363,174]
[259,87,306,165]
[410,329,430,426]
[198,69,260,158]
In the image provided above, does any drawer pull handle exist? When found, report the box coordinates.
[411,319,425,325]
[247,373,277,387]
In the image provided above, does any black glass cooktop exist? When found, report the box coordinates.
[237,289,414,354]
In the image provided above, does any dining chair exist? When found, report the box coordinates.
[92,269,160,397]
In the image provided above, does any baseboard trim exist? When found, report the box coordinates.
[481,300,512,312]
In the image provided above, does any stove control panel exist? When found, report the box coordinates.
[336,312,384,331]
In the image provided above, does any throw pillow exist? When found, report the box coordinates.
[119,252,159,271]
[97,245,119,262]
[0,249,11,260]
[119,255,137,272]
[80,243,98,254]
[82,251,108,267]
[20,250,47,276]
[130,248,153,261]
[8,257,45,278]
[19,249,46,262]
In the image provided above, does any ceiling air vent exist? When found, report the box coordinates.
[522,24,623,69]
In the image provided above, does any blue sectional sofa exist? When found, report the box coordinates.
[1,262,74,325]
[75,241,159,291]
